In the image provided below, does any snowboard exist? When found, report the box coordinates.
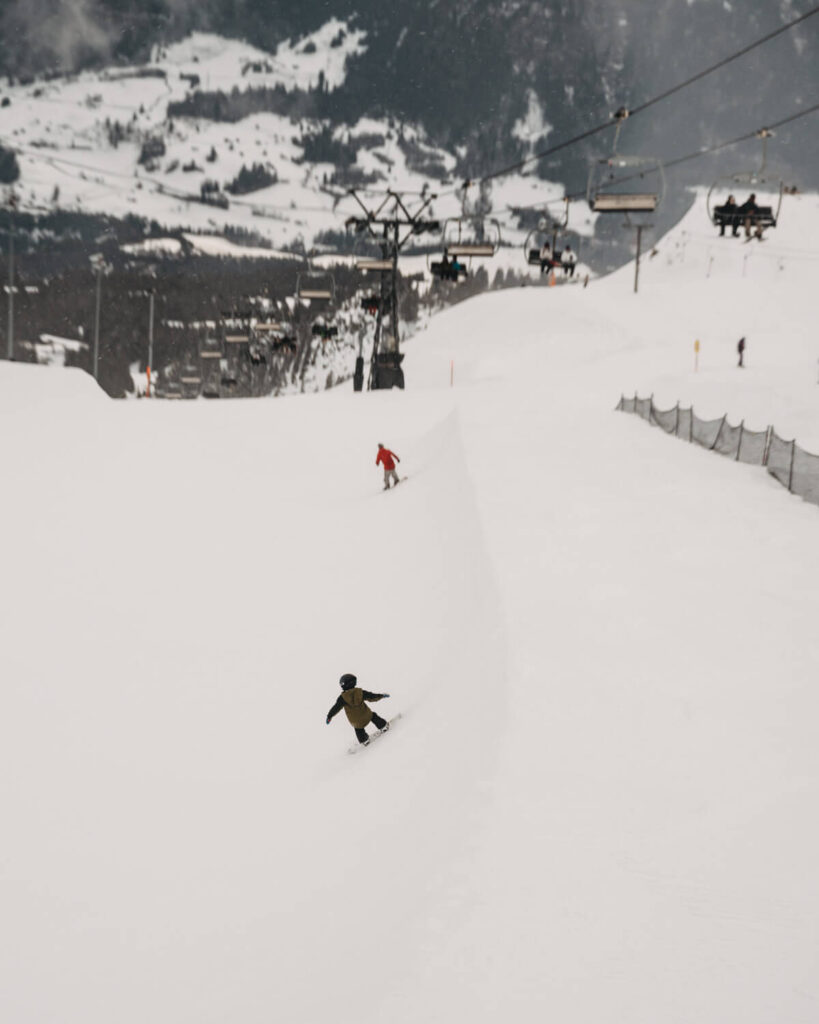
[382,476,408,492]
[347,714,402,754]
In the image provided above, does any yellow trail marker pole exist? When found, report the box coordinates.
[694,338,700,373]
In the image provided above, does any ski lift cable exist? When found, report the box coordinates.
[4,13,814,229]
[503,101,819,218]
[628,7,819,120]
[435,5,819,198]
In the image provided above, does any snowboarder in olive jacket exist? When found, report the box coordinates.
[326,673,390,745]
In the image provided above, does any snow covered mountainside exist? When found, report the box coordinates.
[1,191,818,1023]
[0,25,572,251]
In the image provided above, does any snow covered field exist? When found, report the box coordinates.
[1,192,818,1023]
[1,25,574,253]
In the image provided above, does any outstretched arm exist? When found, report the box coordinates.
[326,695,345,723]
[362,691,390,702]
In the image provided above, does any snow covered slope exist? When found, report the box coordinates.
[0,25,574,253]
[1,191,818,1023]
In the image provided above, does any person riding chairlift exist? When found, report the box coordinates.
[737,192,763,240]
[538,240,552,275]
[720,194,739,237]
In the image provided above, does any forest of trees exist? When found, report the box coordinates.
[0,144,20,184]
[0,205,536,398]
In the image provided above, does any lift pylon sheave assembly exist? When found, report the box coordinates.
[346,188,440,391]
[706,127,783,229]
[587,107,665,220]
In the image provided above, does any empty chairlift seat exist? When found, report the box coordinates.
[590,192,659,213]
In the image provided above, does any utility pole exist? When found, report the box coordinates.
[631,222,652,294]
[346,189,439,390]
[147,290,155,396]
[93,265,102,380]
[634,225,642,294]
[5,189,16,361]
[6,220,13,361]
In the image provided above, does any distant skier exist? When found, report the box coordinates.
[737,336,746,368]
[326,674,390,746]
[376,442,401,489]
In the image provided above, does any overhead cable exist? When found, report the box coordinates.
[453,5,819,194]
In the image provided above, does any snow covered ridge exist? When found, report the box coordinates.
[0,23,578,253]
[156,23,367,94]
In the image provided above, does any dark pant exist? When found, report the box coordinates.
[355,712,387,744]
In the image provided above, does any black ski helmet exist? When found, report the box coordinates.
[339,673,357,690]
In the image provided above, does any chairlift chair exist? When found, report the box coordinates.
[428,251,468,282]
[312,321,339,340]
[429,216,501,281]
[442,216,501,259]
[706,128,783,230]
[356,258,395,273]
[199,339,223,359]
[587,108,665,218]
[295,269,335,303]
[248,336,268,365]
[259,322,297,353]
[524,201,572,268]
[180,369,202,398]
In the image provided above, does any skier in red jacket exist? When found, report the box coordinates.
[376,443,401,489]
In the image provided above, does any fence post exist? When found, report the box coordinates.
[762,426,772,466]
[689,406,694,443]
[674,401,680,437]
[710,414,727,451]
[735,420,744,461]
[649,392,654,423]
[788,440,796,492]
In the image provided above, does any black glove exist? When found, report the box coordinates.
[326,714,331,724]
[382,693,390,698]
